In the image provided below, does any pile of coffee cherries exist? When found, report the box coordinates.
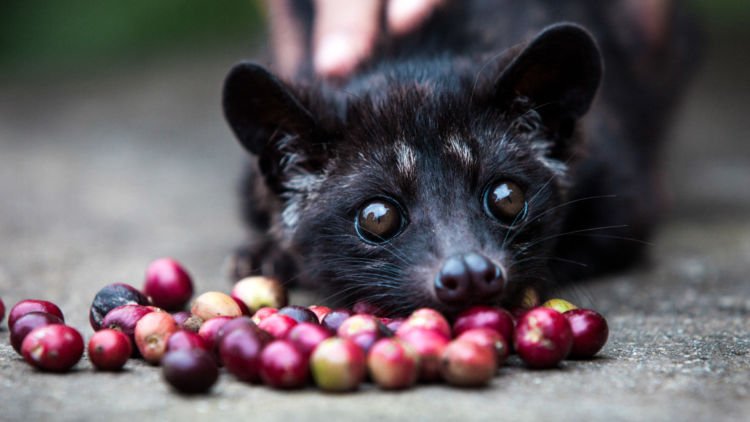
[3,258,608,394]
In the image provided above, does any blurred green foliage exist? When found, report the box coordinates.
[0,0,264,76]
[689,0,750,27]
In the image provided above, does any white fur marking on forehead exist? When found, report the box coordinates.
[395,142,417,178]
[444,135,474,168]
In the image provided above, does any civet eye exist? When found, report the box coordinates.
[355,198,405,243]
[483,180,527,225]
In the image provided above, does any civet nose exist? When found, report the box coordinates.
[434,252,505,305]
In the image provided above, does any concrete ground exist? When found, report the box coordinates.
[1,36,748,421]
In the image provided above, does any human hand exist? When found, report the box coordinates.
[266,0,445,79]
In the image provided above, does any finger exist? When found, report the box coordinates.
[266,0,306,79]
[313,0,380,79]
[387,0,445,36]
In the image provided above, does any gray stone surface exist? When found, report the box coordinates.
[1,39,749,421]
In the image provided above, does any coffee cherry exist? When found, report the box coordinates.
[166,330,209,353]
[22,324,84,372]
[382,317,406,333]
[307,305,332,323]
[452,306,514,344]
[90,283,149,331]
[564,309,609,359]
[542,298,578,313]
[278,305,319,324]
[286,322,332,358]
[172,311,192,327]
[101,304,153,346]
[397,308,451,339]
[134,312,178,364]
[8,299,64,329]
[214,316,259,344]
[0,297,5,325]
[251,307,278,324]
[337,314,388,353]
[143,258,193,311]
[233,297,252,316]
[10,311,64,354]
[367,338,419,390]
[88,329,132,371]
[213,317,269,362]
[397,327,450,382]
[456,327,509,367]
[310,338,366,392]
[219,325,267,383]
[260,340,309,389]
[191,291,243,321]
[231,276,287,314]
[258,313,298,339]
[321,309,353,334]
[162,349,218,394]
[514,307,573,368]
[440,339,496,387]
[197,316,233,354]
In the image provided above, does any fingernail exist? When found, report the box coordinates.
[315,34,359,78]
[388,0,438,35]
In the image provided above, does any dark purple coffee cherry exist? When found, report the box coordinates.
[90,283,149,331]
[197,316,233,357]
[321,309,353,334]
[8,299,64,329]
[101,304,153,345]
[10,311,64,354]
[162,349,219,394]
[278,305,319,324]
[219,325,267,383]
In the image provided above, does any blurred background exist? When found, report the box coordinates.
[0,0,748,320]
[0,0,264,79]
[0,1,748,78]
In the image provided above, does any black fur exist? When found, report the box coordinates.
[223,0,698,316]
